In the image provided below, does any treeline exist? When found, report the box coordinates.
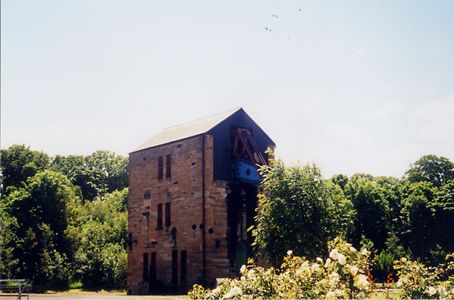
[0,145,128,290]
[1,144,453,289]
[253,154,454,280]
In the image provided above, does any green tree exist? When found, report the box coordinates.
[252,160,354,265]
[330,174,349,190]
[67,188,128,289]
[0,145,50,193]
[344,175,393,251]
[405,154,454,187]
[431,180,454,253]
[400,181,436,260]
[52,151,128,201]
[3,170,79,288]
[0,201,18,278]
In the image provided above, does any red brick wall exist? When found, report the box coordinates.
[128,135,229,294]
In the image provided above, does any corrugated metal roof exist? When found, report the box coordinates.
[132,107,242,152]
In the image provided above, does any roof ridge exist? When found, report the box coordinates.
[162,107,242,130]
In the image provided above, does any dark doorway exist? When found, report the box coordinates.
[171,249,178,289]
[180,250,187,289]
[142,253,149,281]
[149,252,156,292]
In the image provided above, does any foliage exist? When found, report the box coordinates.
[405,154,454,187]
[189,238,371,299]
[394,256,454,299]
[51,151,128,201]
[252,160,355,265]
[2,170,79,289]
[399,181,436,260]
[344,175,394,251]
[0,144,50,193]
[67,188,128,289]
[0,145,128,290]
[0,201,18,277]
[431,180,454,252]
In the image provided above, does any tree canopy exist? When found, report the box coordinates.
[405,154,454,187]
[0,145,128,290]
[252,154,454,280]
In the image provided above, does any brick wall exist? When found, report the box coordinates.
[128,134,229,294]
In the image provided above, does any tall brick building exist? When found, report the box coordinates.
[127,108,275,294]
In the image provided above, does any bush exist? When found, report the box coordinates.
[189,238,371,299]
[394,254,454,299]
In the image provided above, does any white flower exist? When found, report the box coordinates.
[240,276,246,281]
[287,250,293,256]
[338,253,347,265]
[326,291,336,299]
[357,291,366,299]
[224,286,242,299]
[350,265,359,276]
[311,263,320,273]
[349,246,357,252]
[427,286,437,296]
[360,248,369,256]
[329,272,340,287]
[316,257,323,263]
[400,257,407,262]
[247,269,255,278]
[240,264,247,274]
[212,286,221,294]
[329,249,339,260]
[353,274,369,290]
[325,258,332,268]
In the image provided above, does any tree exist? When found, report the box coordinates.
[405,155,454,187]
[430,180,454,253]
[400,181,436,260]
[252,160,354,265]
[67,188,128,289]
[0,201,18,278]
[3,170,79,288]
[0,145,50,193]
[330,174,349,190]
[52,151,128,201]
[344,175,393,251]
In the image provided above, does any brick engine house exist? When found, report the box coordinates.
[127,108,275,294]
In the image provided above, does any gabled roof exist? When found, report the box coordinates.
[132,107,242,152]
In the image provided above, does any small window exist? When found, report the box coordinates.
[166,154,171,179]
[165,202,171,227]
[144,188,151,199]
[157,203,163,229]
[143,253,149,281]
[158,156,163,180]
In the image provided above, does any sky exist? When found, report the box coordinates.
[2,0,454,178]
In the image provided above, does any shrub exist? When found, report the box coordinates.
[189,238,371,299]
[394,254,454,299]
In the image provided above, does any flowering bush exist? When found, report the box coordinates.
[394,254,454,299]
[188,239,453,299]
[188,238,371,299]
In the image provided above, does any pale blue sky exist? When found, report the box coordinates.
[2,0,454,177]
